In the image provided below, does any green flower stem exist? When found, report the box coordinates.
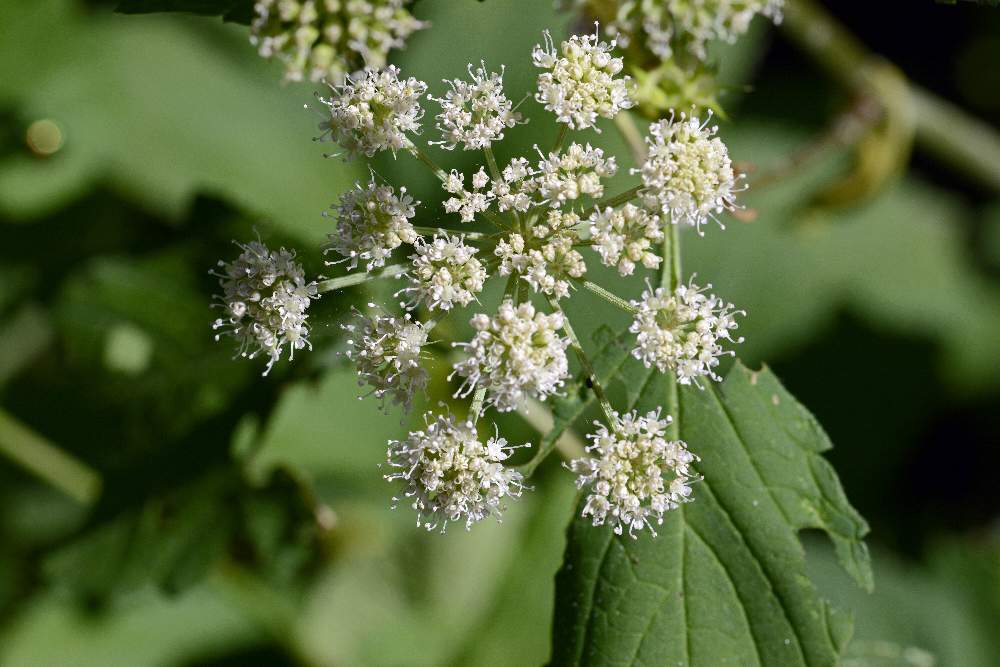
[469,386,488,425]
[579,279,638,314]
[552,124,569,153]
[484,145,502,180]
[412,226,488,241]
[782,0,1000,192]
[546,296,617,427]
[316,263,407,294]
[0,408,101,505]
[614,110,648,164]
[594,184,644,210]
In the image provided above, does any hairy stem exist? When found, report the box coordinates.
[412,226,488,241]
[579,280,638,314]
[484,145,502,181]
[317,263,407,293]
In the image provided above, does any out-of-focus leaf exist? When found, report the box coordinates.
[42,466,326,600]
[807,537,1000,667]
[551,362,871,666]
[115,0,255,24]
[0,0,361,242]
[0,582,258,667]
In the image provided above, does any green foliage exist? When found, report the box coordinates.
[115,0,255,24]
[551,362,871,666]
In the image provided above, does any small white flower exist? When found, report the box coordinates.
[536,142,618,206]
[589,203,664,276]
[430,62,524,151]
[342,305,429,411]
[212,240,318,375]
[629,280,744,385]
[325,178,418,271]
[452,300,570,411]
[636,110,739,232]
[385,412,528,531]
[319,65,427,158]
[250,0,427,85]
[491,157,539,213]
[495,226,586,300]
[442,167,494,222]
[404,232,487,311]
[568,408,699,537]
[532,26,634,130]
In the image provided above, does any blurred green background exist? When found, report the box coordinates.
[1,0,999,665]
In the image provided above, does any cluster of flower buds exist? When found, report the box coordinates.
[250,0,426,84]
[214,24,750,535]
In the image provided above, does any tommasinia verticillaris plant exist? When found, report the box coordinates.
[211,240,319,376]
[213,25,749,534]
[250,0,427,85]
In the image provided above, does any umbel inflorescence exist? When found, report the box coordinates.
[213,25,748,535]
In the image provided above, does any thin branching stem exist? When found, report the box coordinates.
[546,296,617,426]
[317,263,407,293]
[594,184,643,210]
[579,280,638,314]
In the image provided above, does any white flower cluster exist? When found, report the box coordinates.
[495,230,587,300]
[532,28,634,130]
[565,0,783,62]
[405,232,486,311]
[385,412,527,531]
[443,167,492,222]
[326,178,418,271]
[630,281,744,385]
[250,0,427,85]
[430,62,524,151]
[569,409,699,536]
[212,241,318,375]
[589,203,664,276]
[226,24,758,533]
[342,306,429,411]
[319,65,427,158]
[536,143,617,206]
[637,111,738,231]
[452,301,570,412]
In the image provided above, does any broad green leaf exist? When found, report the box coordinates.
[550,362,871,667]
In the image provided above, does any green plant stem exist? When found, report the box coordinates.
[594,184,644,210]
[546,297,617,426]
[0,408,101,505]
[552,124,569,153]
[519,398,587,466]
[579,280,638,313]
[484,145,502,180]
[781,0,1000,192]
[614,110,648,163]
[412,225,487,241]
[469,386,488,425]
[316,263,407,293]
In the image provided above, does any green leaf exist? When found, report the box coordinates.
[550,362,871,667]
[114,0,255,24]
